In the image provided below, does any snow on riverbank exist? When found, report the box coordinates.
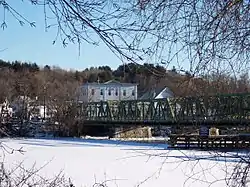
[0,137,243,187]
[83,135,169,140]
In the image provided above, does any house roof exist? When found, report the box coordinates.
[140,87,174,100]
[83,80,138,87]
[140,88,163,100]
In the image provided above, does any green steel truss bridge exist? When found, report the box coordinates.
[77,93,250,126]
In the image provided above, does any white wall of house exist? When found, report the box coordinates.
[121,86,137,101]
[0,104,13,117]
[78,81,137,102]
[28,105,52,120]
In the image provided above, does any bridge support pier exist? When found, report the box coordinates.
[113,126,152,139]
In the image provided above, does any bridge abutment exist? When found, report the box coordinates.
[113,126,152,139]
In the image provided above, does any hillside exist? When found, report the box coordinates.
[0,59,249,104]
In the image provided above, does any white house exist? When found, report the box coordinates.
[28,105,52,120]
[78,80,138,102]
[0,99,13,119]
[10,95,32,115]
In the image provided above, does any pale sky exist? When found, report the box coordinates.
[0,1,122,71]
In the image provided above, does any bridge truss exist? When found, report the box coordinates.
[77,93,250,126]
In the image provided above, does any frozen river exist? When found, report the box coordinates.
[0,137,243,187]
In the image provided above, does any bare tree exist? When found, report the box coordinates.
[2,1,250,186]
[1,0,250,76]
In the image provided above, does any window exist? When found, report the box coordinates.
[132,90,135,96]
[108,89,111,96]
[82,88,86,95]
[100,89,103,95]
[91,89,95,95]
[123,89,126,96]
[115,89,118,96]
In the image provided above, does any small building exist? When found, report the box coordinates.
[78,80,138,102]
[10,95,32,115]
[140,87,174,100]
[28,105,52,121]
[0,99,13,120]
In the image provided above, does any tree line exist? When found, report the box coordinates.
[0,59,250,105]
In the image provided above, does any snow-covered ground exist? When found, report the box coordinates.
[0,138,245,187]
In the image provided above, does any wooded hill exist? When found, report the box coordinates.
[0,59,249,104]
